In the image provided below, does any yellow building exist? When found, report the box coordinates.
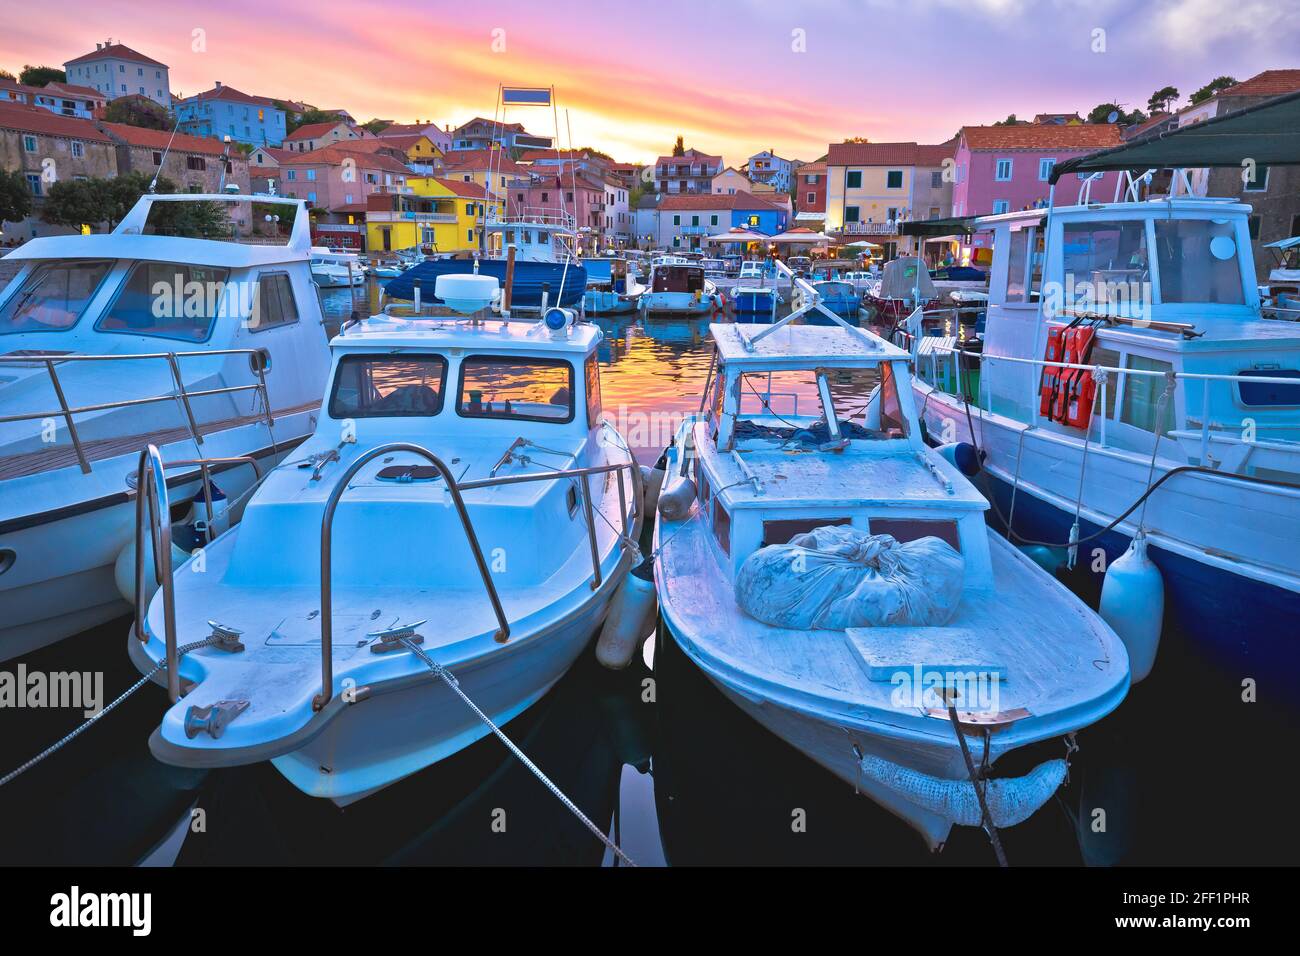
[365,177,502,255]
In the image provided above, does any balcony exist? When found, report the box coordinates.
[679,225,711,236]
[839,221,897,235]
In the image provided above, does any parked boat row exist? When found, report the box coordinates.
[3,102,1297,859]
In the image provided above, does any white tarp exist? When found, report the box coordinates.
[735,526,964,629]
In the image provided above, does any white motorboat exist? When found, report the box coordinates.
[653,315,1129,850]
[640,256,722,317]
[583,259,645,316]
[309,246,365,288]
[130,294,643,804]
[0,193,329,659]
[910,185,1300,680]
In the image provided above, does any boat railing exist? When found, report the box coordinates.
[0,349,276,475]
[132,445,263,703]
[313,443,642,710]
[916,340,1300,470]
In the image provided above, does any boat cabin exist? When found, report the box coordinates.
[940,197,1300,481]
[687,323,993,589]
[651,259,707,294]
[0,194,328,471]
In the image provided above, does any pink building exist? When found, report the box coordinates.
[278,144,410,221]
[507,166,609,252]
[951,124,1125,217]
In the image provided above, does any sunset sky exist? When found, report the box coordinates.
[4,0,1296,164]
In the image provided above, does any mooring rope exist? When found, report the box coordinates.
[0,636,218,789]
[397,636,637,866]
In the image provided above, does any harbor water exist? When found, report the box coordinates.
[0,279,1293,867]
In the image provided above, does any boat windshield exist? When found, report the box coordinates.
[456,355,574,423]
[95,262,232,342]
[733,366,891,438]
[1153,219,1245,305]
[0,259,112,335]
[329,354,448,418]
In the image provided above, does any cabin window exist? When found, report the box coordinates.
[456,355,575,424]
[1061,220,1149,312]
[1153,220,1244,305]
[0,259,112,334]
[1120,354,1174,434]
[329,354,447,418]
[1238,369,1300,406]
[252,273,299,330]
[95,262,231,342]
[868,518,961,552]
[1005,229,1029,301]
[584,352,602,427]
[712,499,731,555]
[763,517,851,547]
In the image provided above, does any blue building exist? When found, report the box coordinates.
[174,82,287,146]
[656,191,788,251]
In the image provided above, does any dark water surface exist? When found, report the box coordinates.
[1,281,1294,866]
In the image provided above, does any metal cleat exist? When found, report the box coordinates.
[207,620,246,653]
[184,699,250,739]
[368,620,427,654]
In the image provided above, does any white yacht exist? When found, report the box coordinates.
[0,193,329,659]
[309,246,365,288]
[910,186,1300,680]
[129,294,643,804]
[640,256,722,317]
[653,317,1129,850]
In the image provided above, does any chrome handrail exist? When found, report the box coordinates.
[313,445,641,711]
[0,349,275,475]
[132,446,262,702]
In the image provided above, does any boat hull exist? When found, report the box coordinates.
[641,292,716,316]
[0,429,310,662]
[385,259,587,309]
[584,289,641,316]
[914,383,1300,677]
[272,592,614,804]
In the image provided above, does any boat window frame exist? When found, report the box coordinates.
[327,351,450,420]
[454,352,577,425]
[249,270,302,333]
[93,259,233,344]
[0,258,115,336]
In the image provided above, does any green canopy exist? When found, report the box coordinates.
[898,215,977,237]
[1050,89,1300,184]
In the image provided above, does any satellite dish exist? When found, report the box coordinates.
[1106,110,1121,124]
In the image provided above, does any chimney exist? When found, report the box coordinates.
[214,80,222,89]
[96,42,103,50]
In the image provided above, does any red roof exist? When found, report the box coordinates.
[379,122,443,137]
[960,124,1123,150]
[283,120,350,142]
[659,191,780,212]
[1218,70,1300,99]
[433,177,489,199]
[826,141,954,166]
[442,149,529,176]
[0,102,112,141]
[279,145,410,176]
[100,121,230,156]
[65,43,167,68]
[655,148,722,167]
[251,146,293,164]
[453,117,523,133]
[183,85,276,107]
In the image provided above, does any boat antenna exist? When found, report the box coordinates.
[150,112,185,194]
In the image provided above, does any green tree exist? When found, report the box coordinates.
[0,69,15,82]
[671,135,685,156]
[19,65,66,87]
[1087,103,1145,125]
[102,96,173,130]
[1190,76,1239,104]
[41,178,112,230]
[104,171,175,227]
[0,168,34,224]
[282,107,345,135]
[993,113,1020,126]
[1147,85,1179,113]
[361,118,390,135]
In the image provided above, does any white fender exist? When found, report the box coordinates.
[859,752,1067,829]
[595,568,658,670]
[1099,531,1163,683]
[640,463,665,516]
[656,477,696,521]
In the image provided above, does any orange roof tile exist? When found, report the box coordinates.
[0,102,112,141]
[100,121,231,156]
[659,191,780,211]
[1218,70,1300,99]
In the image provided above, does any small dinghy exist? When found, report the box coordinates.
[130,291,643,804]
[653,315,1130,850]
